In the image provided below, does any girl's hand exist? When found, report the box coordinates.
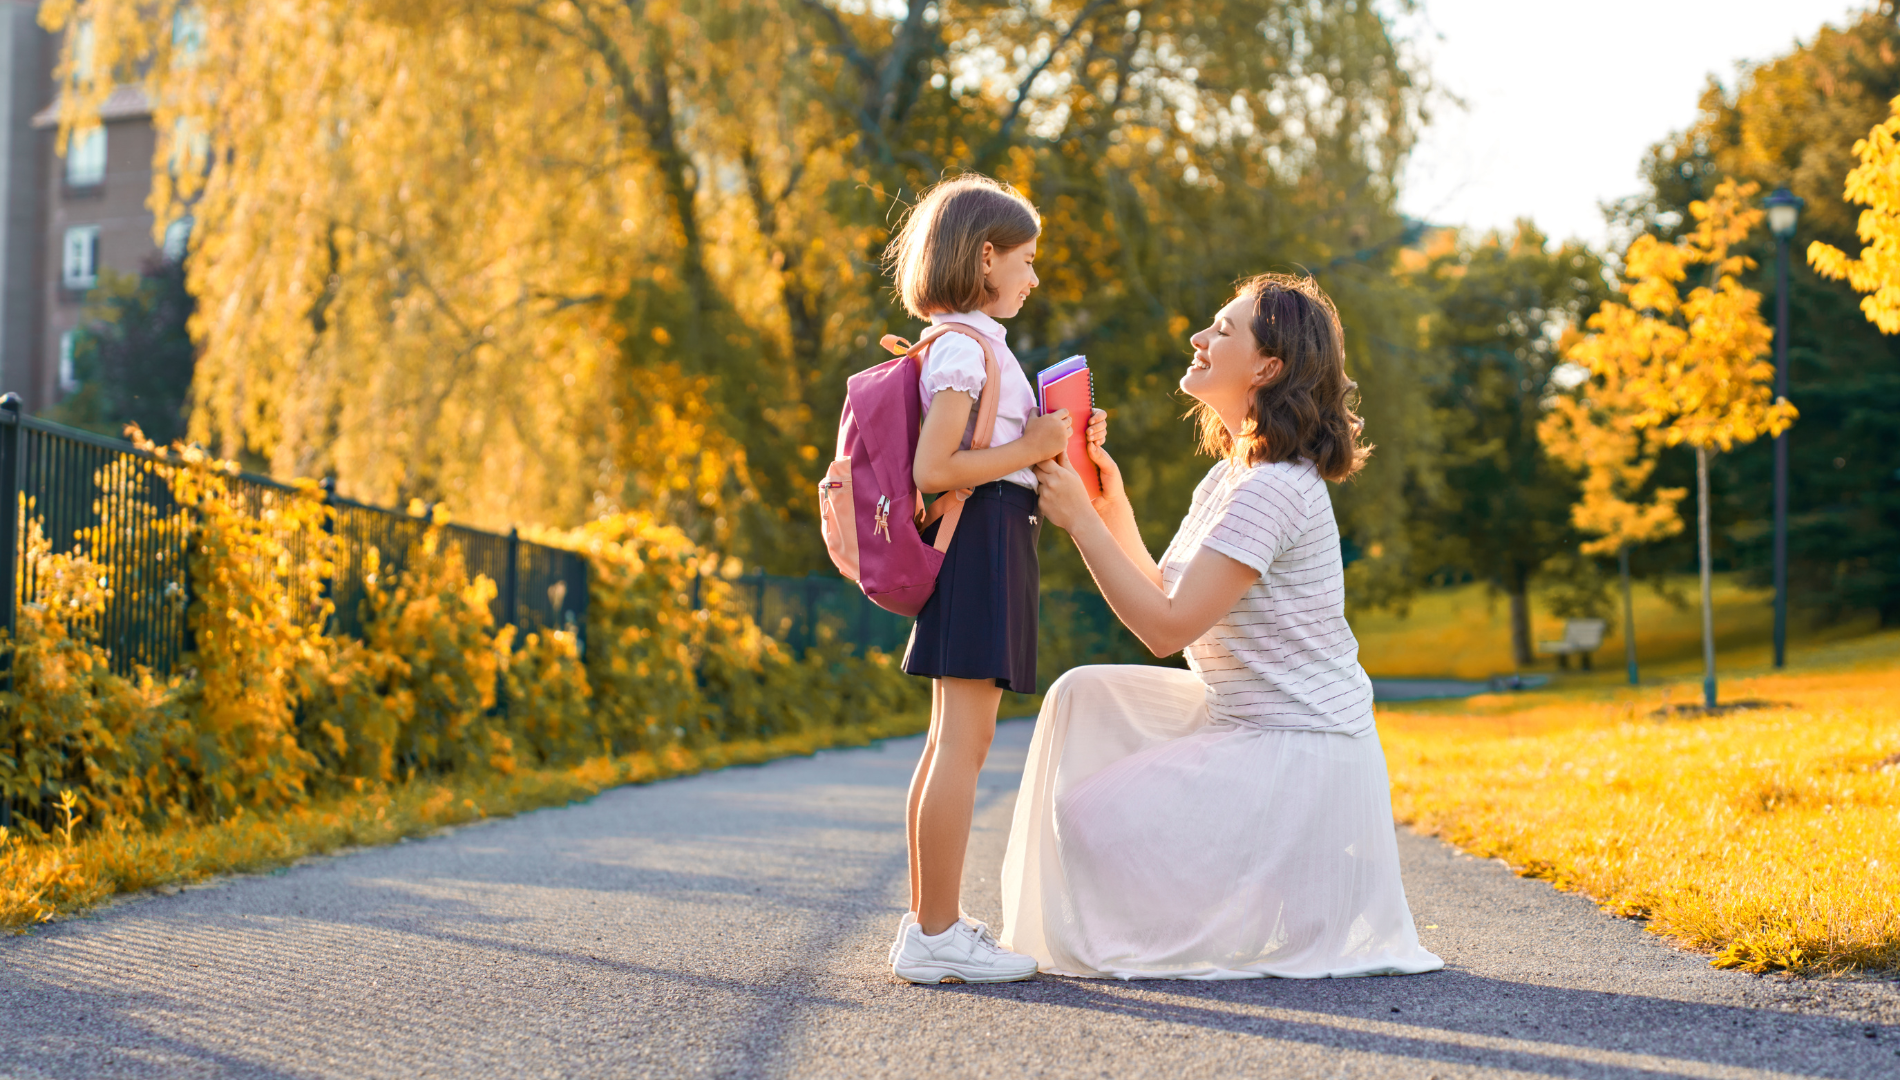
[1023,409,1072,461]
[1034,451,1099,530]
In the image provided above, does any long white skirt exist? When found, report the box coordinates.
[1000,665,1445,980]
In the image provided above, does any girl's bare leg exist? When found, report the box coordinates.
[905,679,946,912]
[914,675,1003,936]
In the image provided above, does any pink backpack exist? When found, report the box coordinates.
[818,324,1001,616]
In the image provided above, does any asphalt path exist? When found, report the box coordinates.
[3,719,1897,1079]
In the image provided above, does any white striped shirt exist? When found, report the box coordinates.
[1158,458,1375,737]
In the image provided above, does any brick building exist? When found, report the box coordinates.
[0,0,172,412]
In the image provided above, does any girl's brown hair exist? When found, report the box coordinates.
[884,175,1040,319]
[1192,273,1372,483]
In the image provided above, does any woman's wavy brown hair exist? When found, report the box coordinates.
[1192,273,1372,482]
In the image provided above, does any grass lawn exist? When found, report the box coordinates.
[1377,625,1900,974]
[1352,574,1881,681]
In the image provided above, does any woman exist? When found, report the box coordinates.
[1002,273,1443,980]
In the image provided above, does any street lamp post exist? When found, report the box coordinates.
[1763,187,1804,669]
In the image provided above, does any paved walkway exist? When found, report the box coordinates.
[3,720,1896,1078]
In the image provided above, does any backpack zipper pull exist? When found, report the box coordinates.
[874,496,891,541]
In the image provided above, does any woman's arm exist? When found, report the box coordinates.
[1035,454,1258,657]
[914,390,1070,493]
[1078,427,1163,589]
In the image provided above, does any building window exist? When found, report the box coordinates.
[69,21,95,85]
[59,331,81,393]
[163,216,194,262]
[172,7,206,66]
[62,225,100,290]
[65,125,106,187]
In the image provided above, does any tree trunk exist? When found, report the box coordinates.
[1697,445,1717,708]
[1619,543,1639,686]
[1508,585,1534,668]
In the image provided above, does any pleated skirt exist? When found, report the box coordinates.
[902,480,1041,694]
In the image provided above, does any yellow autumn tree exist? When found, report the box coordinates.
[1553,179,1794,708]
[1538,332,1686,683]
[43,0,1435,584]
[1810,93,1900,330]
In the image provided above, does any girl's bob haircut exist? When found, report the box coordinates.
[1192,273,1373,483]
[884,175,1040,319]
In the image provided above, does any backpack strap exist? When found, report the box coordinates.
[880,324,1005,554]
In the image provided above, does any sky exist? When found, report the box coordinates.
[1398,0,1871,248]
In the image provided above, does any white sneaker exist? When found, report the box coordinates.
[887,912,917,966]
[892,919,1039,984]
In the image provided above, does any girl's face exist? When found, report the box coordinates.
[1183,294,1282,432]
[978,238,1039,318]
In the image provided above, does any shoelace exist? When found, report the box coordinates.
[959,919,1010,955]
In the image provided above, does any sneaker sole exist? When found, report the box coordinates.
[892,964,1037,985]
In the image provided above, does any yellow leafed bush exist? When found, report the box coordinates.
[0,441,926,928]
[1382,645,1900,973]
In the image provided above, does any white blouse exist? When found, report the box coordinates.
[918,310,1039,490]
[1158,458,1375,737]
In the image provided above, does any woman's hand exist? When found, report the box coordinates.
[1022,409,1072,461]
[1033,451,1100,531]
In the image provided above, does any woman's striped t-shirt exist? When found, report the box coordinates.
[1157,457,1375,737]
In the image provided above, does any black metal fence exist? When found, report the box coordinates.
[696,570,1156,689]
[707,571,914,657]
[0,398,1148,698]
[0,399,588,677]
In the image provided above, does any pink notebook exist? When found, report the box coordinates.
[1036,356,1101,498]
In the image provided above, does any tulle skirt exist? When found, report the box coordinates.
[1000,664,1444,980]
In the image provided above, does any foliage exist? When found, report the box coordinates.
[1808,92,1900,332]
[0,520,184,834]
[1400,222,1608,662]
[43,258,197,445]
[160,444,330,817]
[1539,338,1687,558]
[43,0,1440,596]
[1382,635,1900,974]
[1621,4,1900,623]
[0,437,924,931]
[1572,181,1792,455]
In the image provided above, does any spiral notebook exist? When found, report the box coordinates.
[1036,355,1101,498]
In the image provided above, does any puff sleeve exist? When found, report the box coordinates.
[918,333,988,399]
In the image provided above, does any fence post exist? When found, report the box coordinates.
[504,526,520,631]
[318,477,337,632]
[0,394,17,830]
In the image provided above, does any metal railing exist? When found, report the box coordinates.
[0,397,588,679]
[696,569,1158,686]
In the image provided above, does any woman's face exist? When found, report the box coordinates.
[979,238,1039,318]
[1182,294,1279,426]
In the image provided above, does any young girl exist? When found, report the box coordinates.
[880,175,1078,984]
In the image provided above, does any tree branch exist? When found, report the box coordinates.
[974,0,1118,167]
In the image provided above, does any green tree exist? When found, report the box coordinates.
[1406,222,1609,666]
[45,257,196,445]
[1614,3,1900,624]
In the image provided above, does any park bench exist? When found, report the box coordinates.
[1537,618,1607,670]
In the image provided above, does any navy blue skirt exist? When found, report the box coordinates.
[903,480,1041,694]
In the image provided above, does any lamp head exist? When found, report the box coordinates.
[1763,186,1804,240]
